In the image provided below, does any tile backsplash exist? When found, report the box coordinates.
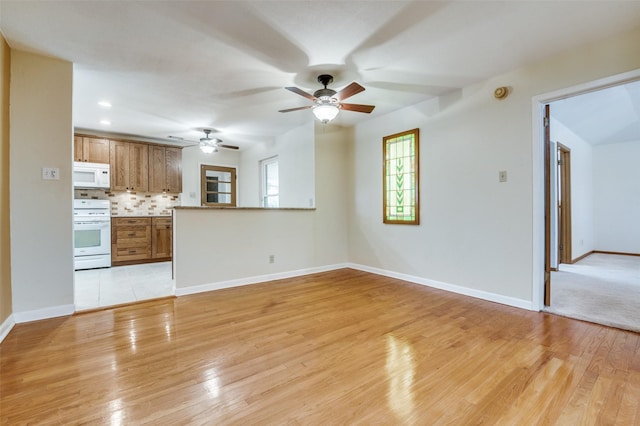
[74,189,181,216]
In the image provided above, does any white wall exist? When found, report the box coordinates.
[593,140,640,253]
[180,145,240,207]
[174,124,348,291]
[348,27,640,306]
[238,122,315,207]
[10,51,74,319]
[550,117,594,260]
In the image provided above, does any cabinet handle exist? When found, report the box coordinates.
[128,233,135,236]
[128,250,136,254]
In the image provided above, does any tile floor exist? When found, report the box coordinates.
[75,262,174,311]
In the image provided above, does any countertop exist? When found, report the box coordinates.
[174,206,315,211]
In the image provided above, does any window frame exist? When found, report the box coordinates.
[260,156,279,208]
[382,128,420,225]
[200,164,237,207]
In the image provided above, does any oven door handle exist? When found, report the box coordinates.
[74,221,111,227]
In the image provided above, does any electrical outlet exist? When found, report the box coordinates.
[42,167,60,180]
[498,170,507,183]
[269,254,275,264]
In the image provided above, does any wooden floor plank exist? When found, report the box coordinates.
[1,269,639,423]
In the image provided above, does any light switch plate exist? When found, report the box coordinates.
[499,170,507,183]
[42,167,60,180]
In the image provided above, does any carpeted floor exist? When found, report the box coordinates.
[546,253,640,333]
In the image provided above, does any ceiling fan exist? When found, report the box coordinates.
[168,129,239,154]
[279,74,375,123]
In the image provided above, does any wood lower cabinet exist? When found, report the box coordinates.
[152,217,172,259]
[112,216,172,266]
[112,218,151,264]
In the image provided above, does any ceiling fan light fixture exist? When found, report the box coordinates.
[200,143,216,154]
[313,104,339,123]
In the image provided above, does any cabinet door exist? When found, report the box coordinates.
[74,136,84,162]
[110,141,130,191]
[152,218,172,258]
[148,145,166,193]
[128,143,149,192]
[83,137,110,164]
[165,147,182,193]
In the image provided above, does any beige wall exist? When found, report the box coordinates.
[348,27,640,307]
[0,36,12,324]
[174,124,350,290]
[10,51,74,318]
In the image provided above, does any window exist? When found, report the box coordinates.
[260,156,279,208]
[383,128,419,225]
[201,165,236,207]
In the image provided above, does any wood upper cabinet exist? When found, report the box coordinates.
[74,136,110,163]
[149,146,182,193]
[110,141,149,192]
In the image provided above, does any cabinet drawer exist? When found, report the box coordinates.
[114,246,151,261]
[115,228,149,241]
[152,217,172,226]
[113,217,151,226]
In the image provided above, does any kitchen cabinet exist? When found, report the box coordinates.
[149,145,182,193]
[74,136,110,164]
[111,217,151,264]
[152,217,172,259]
[112,216,172,266]
[110,141,149,192]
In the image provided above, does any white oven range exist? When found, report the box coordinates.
[73,199,111,270]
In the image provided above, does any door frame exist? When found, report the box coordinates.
[531,68,640,311]
[557,143,572,265]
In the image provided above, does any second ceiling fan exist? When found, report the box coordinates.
[279,74,375,123]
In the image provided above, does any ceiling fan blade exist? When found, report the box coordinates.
[218,144,240,150]
[335,82,365,101]
[285,86,316,101]
[340,103,375,113]
[278,105,313,113]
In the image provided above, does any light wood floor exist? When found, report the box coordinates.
[2,269,639,424]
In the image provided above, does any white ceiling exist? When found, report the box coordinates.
[1,1,640,149]
[552,80,640,146]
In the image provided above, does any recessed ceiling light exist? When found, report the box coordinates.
[100,120,111,125]
[98,101,112,108]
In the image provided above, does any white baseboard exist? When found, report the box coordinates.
[0,314,15,344]
[13,304,76,324]
[176,263,349,296]
[347,263,534,311]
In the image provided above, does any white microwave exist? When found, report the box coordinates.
[73,162,111,189]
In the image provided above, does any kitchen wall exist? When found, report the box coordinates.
[9,50,74,320]
[74,189,180,216]
[238,122,315,208]
[348,27,640,308]
[180,121,315,209]
[593,140,640,254]
[0,35,11,330]
[180,145,240,207]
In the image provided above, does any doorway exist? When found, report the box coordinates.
[533,69,640,310]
